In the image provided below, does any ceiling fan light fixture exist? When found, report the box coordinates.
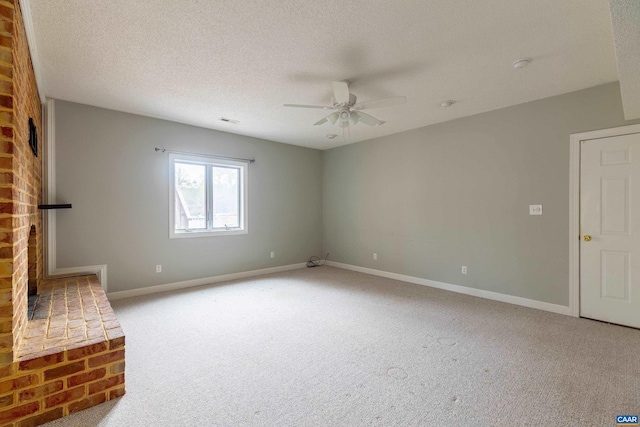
[285,81,404,132]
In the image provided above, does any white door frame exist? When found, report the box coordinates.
[569,124,640,317]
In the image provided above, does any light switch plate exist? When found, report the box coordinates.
[529,205,542,215]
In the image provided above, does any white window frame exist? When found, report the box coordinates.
[169,152,248,239]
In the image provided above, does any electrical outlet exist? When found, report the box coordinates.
[156,265,162,273]
[373,253,378,261]
[529,205,543,215]
[461,266,467,274]
[270,251,275,259]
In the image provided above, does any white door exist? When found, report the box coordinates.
[580,132,640,328]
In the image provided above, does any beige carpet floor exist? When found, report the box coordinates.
[42,266,640,426]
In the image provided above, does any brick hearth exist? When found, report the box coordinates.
[20,276,124,356]
[0,275,125,425]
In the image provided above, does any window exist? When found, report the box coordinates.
[169,153,247,238]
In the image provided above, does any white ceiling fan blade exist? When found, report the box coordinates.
[332,81,350,104]
[353,111,384,126]
[313,116,328,126]
[327,112,339,125]
[353,96,407,110]
[283,104,333,110]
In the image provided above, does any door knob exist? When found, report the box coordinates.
[583,235,592,242]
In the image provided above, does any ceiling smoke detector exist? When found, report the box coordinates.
[326,134,338,139]
[440,100,456,107]
[512,58,530,69]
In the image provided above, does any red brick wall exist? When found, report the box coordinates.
[10,0,42,354]
[0,335,125,426]
[0,0,18,366]
[0,0,42,360]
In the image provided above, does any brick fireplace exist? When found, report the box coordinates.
[0,1,125,425]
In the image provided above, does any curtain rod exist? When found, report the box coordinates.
[155,147,255,164]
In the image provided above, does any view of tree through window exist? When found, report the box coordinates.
[172,158,245,235]
[175,162,206,230]
[212,166,239,228]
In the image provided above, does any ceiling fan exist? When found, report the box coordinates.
[284,81,406,128]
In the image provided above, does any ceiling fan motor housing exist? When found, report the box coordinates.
[332,93,357,108]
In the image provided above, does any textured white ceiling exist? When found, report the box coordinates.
[29,0,619,150]
[609,0,640,121]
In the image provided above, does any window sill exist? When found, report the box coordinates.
[170,229,247,239]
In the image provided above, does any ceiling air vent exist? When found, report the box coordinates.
[219,117,239,124]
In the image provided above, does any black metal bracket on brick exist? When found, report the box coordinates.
[37,204,72,210]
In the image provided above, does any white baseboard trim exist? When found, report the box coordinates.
[326,261,571,316]
[107,263,307,301]
[49,265,108,292]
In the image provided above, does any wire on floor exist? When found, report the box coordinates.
[307,252,330,268]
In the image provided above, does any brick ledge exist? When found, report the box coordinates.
[17,275,124,362]
[0,275,126,425]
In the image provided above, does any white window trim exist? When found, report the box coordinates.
[169,152,248,239]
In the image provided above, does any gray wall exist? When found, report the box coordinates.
[55,83,639,304]
[323,82,640,306]
[54,100,323,293]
